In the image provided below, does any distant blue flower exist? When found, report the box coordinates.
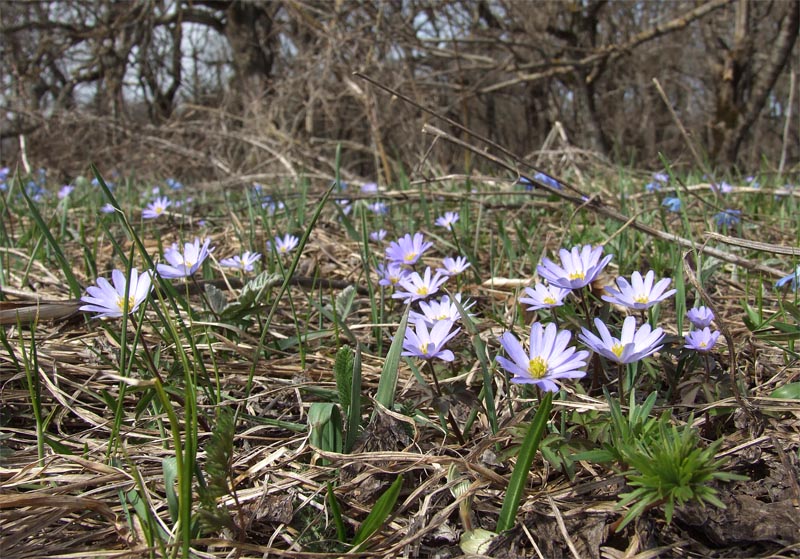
[518,176,533,190]
[745,176,760,189]
[262,200,285,215]
[58,185,75,199]
[100,203,115,214]
[534,172,562,190]
[711,181,733,194]
[26,180,45,201]
[653,172,669,184]
[220,251,261,272]
[775,266,800,291]
[367,201,388,215]
[335,199,352,215]
[91,176,115,189]
[435,211,459,230]
[370,229,387,242]
[361,182,378,194]
[714,209,741,229]
[166,178,183,190]
[645,182,662,192]
[0,167,9,190]
[662,196,681,212]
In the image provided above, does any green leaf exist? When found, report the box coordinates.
[768,382,800,400]
[335,285,357,320]
[162,457,179,522]
[345,344,363,453]
[351,474,404,548]
[204,283,229,315]
[238,271,282,309]
[496,391,553,532]
[741,301,764,332]
[781,300,800,322]
[334,345,354,411]
[572,448,615,463]
[327,482,347,543]
[372,304,411,416]
[308,403,343,455]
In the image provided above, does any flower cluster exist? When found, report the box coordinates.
[495,244,682,392]
[684,306,720,352]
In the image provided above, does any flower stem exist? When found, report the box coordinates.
[425,360,466,445]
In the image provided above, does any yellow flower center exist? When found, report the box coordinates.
[568,270,585,281]
[419,342,429,355]
[527,357,547,379]
[416,286,429,296]
[116,295,135,313]
[611,343,624,357]
[699,341,707,348]
[544,296,556,305]
[155,206,163,214]
[404,252,418,262]
[634,294,649,304]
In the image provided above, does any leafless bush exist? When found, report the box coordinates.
[1,0,797,182]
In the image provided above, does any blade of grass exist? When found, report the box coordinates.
[17,176,83,297]
[351,474,404,549]
[246,147,343,395]
[496,391,553,533]
[372,304,411,417]
[326,482,347,543]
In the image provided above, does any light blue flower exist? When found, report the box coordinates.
[534,172,562,190]
[653,172,669,184]
[714,209,741,229]
[684,327,721,352]
[497,322,589,392]
[662,197,681,212]
[775,266,800,291]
